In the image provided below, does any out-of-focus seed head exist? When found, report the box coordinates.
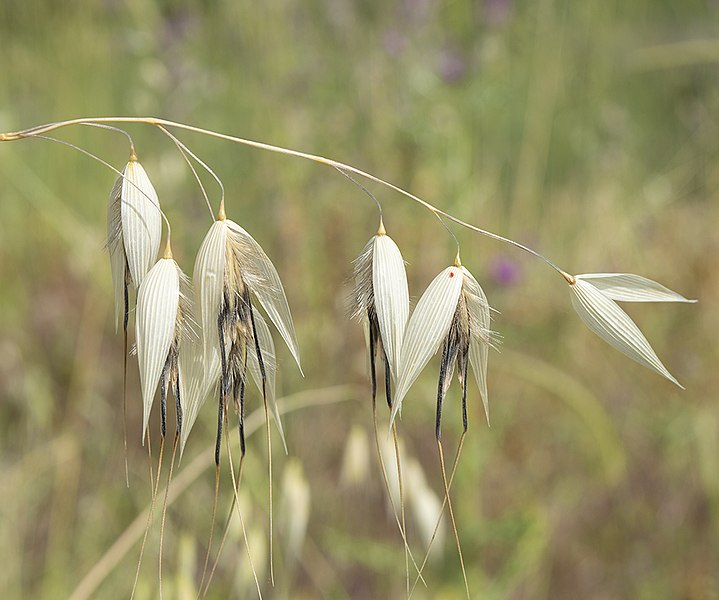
[404,458,445,561]
[279,460,311,567]
[340,425,371,487]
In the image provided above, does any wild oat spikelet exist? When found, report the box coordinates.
[107,153,162,332]
[135,243,192,440]
[568,272,695,387]
[352,219,409,406]
[181,209,300,454]
[391,257,494,437]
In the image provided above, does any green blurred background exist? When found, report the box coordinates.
[0,1,717,598]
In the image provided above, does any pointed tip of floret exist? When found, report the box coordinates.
[377,217,386,236]
[454,250,462,267]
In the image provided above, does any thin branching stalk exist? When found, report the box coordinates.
[0,117,572,281]
[156,125,222,220]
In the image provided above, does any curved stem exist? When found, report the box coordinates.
[156,126,217,221]
[433,212,461,266]
[80,123,134,149]
[334,166,383,221]
[1,117,572,281]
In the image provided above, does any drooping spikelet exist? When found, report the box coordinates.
[351,219,409,406]
[107,154,162,331]
[391,258,494,437]
[135,244,192,440]
[180,209,300,455]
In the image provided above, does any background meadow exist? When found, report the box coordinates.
[0,1,718,598]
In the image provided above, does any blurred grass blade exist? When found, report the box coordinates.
[226,220,302,374]
[570,278,682,387]
[248,308,287,453]
[391,266,464,426]
[576,273,696,303]
[462,267,492,424]
[136,258,180,439]
[373,233,409,380]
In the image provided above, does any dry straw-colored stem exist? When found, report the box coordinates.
[0,117,573,282]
